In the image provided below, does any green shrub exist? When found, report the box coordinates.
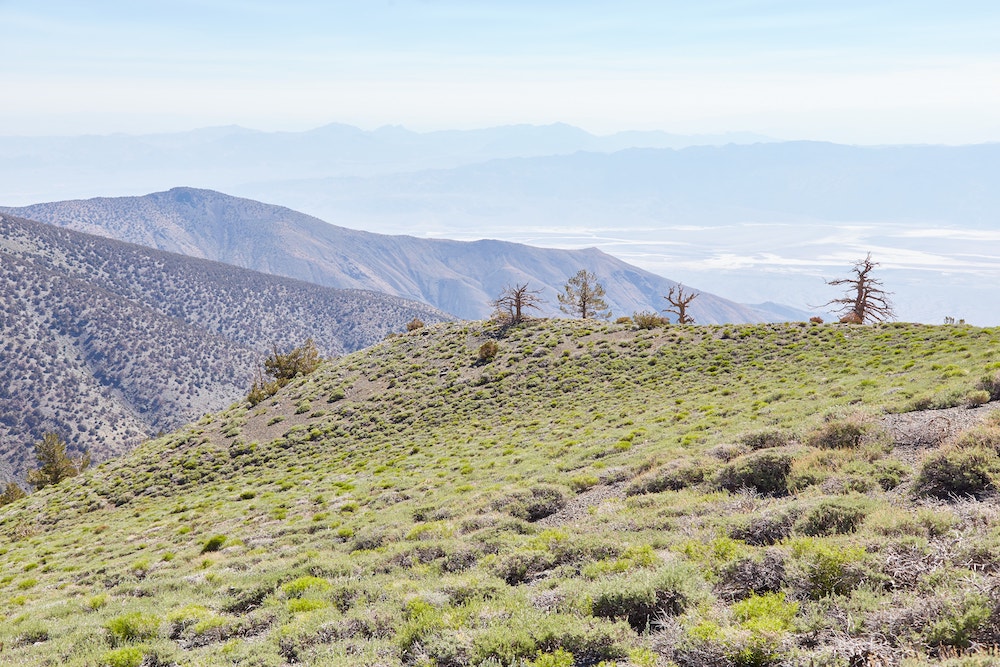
[626,458,707,495]
[200,534,227,553]
[494,485,568,522]
[282,575,332,598]
[590,564,699,631]
[100,647,145,667]
[806,418,871,449]
[716,451,792,496]
[632,311,668,329]
[532,648,574,667]
[732,592,799,633]
[478,340,500,362]
[472,611,631,665]
[739,430,792,450]
[914,445,1000,499]
[568,474,600,493]
[925,597,992,649]
[104,612,161,645]
[797,497,869,536]
[789,538,868,599]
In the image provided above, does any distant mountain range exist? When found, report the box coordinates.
[235,141,1000,233]
[0,213,447,481]
[0,122,773,205]
[4,188,788,323]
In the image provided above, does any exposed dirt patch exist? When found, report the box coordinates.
[535,482,626,528]
[881,403,999,465]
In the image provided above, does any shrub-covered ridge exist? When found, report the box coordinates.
[2,319,1000,666]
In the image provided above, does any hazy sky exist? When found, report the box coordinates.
[3,1,1000,143]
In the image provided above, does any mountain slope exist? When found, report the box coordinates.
[0,213,448,478]
[1,320,999,666]
[4,188,773,323]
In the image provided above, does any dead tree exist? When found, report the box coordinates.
[822,253,895,324]
[492,283,544,324]
[663,284,698,324]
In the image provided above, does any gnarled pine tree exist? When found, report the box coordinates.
[823,253,895,324]
[663,284,699,324]
[492,284,544,324]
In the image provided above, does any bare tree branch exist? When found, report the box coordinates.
[492,283,544,324]
[820,252,895,324]
[663,284,698,324]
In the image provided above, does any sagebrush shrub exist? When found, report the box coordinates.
[739,430,792,450]
[976,372,1000,401]
[105,612,161,645]
[914,445,1000,499]
[478,340,500,362]
[631,311,668,330]
[729,513,795,546]
[591,565,699,631]
[494,485,567,522]
[797,497,869,536]
[807,418,869,449]
[716,451,792,496]
[625,458,707,495]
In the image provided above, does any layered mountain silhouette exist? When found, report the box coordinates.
[5,188,777,322]
[0,122,773,205]
[0,213,447,481]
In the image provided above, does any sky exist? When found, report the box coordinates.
[3,0,1000,144]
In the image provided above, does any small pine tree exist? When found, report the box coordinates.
[26,432,89,491]
[0,481,27,506]
[557,270,611,320]
[248,339,324,406]
[264,338,322,382]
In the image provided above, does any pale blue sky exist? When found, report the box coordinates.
[3,1,999,142]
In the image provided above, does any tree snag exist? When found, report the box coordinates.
[492,283,544,324]
[822,253,895,324]
[663,284,699,324]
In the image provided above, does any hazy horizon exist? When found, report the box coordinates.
[3,1,999,144]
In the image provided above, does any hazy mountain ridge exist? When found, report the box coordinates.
[4,188,779,323]
[239,141,1000,230]
[0,213,449,479]
[0,123,774,205]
